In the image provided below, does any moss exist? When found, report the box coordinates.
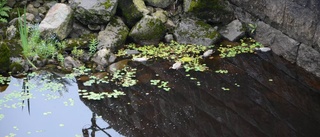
[9,62,24,74]
[103,0,112,9]
[0,43,11,72]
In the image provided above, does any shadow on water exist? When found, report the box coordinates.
[1,52,320,137]
[78,52,320,137]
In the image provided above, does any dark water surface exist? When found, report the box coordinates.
[1,52,320,137]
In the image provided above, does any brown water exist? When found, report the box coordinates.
[1,52,320,137]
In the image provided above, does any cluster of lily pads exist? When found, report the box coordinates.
[117,41,212,72]
[218,37,263,58]
[0,75,10,85]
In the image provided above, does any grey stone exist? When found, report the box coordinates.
[219,19,245,41]
[297,44,320,77]
[91,48,111,70]
[129,15,166,45]
[6,25,17,40]
[70,0,118,25]
[254,21,300,63]
[64,56,82,70]
[39,3,73,40]
[145,0,174,8]
[97,17,129,50]
[69,22,92,38]
[118,0,149,27]
[164,33,174,43]
[173,18,220,46]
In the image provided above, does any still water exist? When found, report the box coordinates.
[1,52,320,137]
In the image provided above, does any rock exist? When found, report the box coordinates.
[129,15,166,45]
[183,0,234,24]
[69,22,92,38]
[91,48,111,70]
[6,25,17,40]
[0,44,11,73]
[24,13,35,22]
[254,21,300,63]
[152,8,168,23]
[118,0,149,27]
[228,0,319,47]
[144,0,174,8]
[164,33,174,43]
[39,3,73,40]
[7,0,16,7]
[64,56,82,70]
[219,19,245,41]
[70,0,117,25]
[297,44,320,77]
[173,18,220,46]
[97,17,129,50]
[27,4,39,16]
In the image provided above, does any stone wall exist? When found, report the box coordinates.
[227,0,320,77]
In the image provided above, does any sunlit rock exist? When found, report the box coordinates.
[39,3,73,40]
[97,16,129,50]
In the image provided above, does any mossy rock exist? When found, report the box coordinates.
[0,43,11,73]
[9,62,24,74]
[129,15,166,45]
[118,0,148,27]
[173,18,220,46]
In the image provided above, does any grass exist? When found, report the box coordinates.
[17,8,38,69]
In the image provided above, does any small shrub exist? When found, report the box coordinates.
[0,0,11,23]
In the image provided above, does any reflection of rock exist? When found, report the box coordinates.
[78,54,320,137]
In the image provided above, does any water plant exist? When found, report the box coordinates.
[150,79,170,91]
[0,0,11,23]
[71,46,84,59]
[218,37,263,58]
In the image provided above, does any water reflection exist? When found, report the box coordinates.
[1,52,320,137]
[0,71,123,137]
[77,52,320,137]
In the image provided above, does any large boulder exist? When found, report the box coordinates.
[129,15,166,45]
[118,0,149,27]
[144,0,174,8]
[39,3,73,40]
[97,16,129,50]
[173,18,220,46]
[70,0,118,25]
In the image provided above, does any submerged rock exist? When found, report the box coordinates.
[173,18,220,46]
[70,0,118,25]
[39,3,73,40]
[129,15,166,45]
[97,16,129,50]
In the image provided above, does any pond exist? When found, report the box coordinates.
[1,52,320,137]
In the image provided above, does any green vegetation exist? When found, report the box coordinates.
[150,79,170,91]
[89,38,98,56]
[218,37,262,58]
[0,0,11,23]
[117,41,211,72]
[71,47,84,59]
